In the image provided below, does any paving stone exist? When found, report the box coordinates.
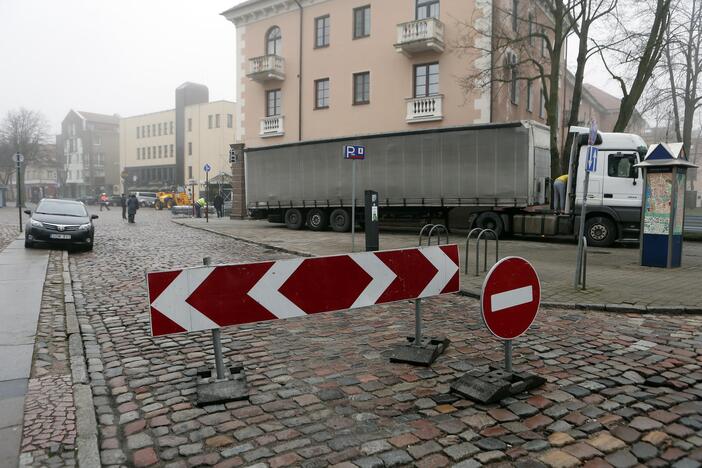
[605,449,638,468]
[631,442,658,461]
[549,432,575,448]
[475,437,507,451]
[610,426,641,443]
[563,442,603,460]
[539,449,581,468]
[353,456,384,468]
[407,440,442,459]
[629,416,663,431]
[443,442,480,461]
[378,449,413,467]
[509,402,539,417]
[587,433,626,453]
[474,450,506,464]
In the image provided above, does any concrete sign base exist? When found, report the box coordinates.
[450,366,545,404]
[389,336,450,367]
[196,364,249,406]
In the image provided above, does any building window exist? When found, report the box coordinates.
[137,148,140,160]
[541,28,546,57]
[526,79,533,112]
[170,121,174,134]
[512,0,519,31]
[158,146,162,158]
[506,52,518,104]
[94,135,102,145]
[137,127,140,139]
[266,26,282,55]
[208,115,213,129]
[353,72,370,104]
[188,166,193,179]
[528,13,534,45]
[266,89,282,116]
[158,123,162,136]
[188,142,192,156]
[315,78,330,109]
[315,15,330,48]
[170,144,174,157]
[353,6,370,39]
[416,0,439,20]
[539,87,545,118]
[152,124,156,136]
[414,63,439,97]
[216,114,220,128]
[147,147,151,159]
[146,125,150,137]
[227,114,233,128]
[188,118,192,132]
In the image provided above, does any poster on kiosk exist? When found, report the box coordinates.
[635,142,697,268]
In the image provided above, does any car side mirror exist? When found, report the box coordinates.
[24,210,31,215]
[91,214,99,220]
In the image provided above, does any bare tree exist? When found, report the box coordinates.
[597,0,674,132]
[0,108,50,205]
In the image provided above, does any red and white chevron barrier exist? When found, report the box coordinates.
[147,245,460,337]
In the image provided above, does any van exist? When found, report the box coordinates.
[131,191,158,207]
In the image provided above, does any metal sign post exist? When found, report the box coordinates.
[14,153,23,233]
[343,145,365,252]
[575,120,597,288]
[203,163,211,223]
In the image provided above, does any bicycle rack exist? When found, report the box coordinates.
[418,223,435,246]
[427,224,449,245]
[464,228,484,275]
[475,229,498,276]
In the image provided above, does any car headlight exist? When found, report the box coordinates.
[79,223,91,230]
[30,219,43,228]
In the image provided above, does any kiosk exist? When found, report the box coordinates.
[636,143,697,268]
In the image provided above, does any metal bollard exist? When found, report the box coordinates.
[414,299,422,346]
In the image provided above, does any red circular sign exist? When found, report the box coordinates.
[481,257,541,340]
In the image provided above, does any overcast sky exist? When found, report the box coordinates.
[0,0,621,139]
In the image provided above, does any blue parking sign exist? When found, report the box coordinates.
[586,147,598,173]
[343,145,366,160]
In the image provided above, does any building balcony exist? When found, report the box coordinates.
[394,18,445,57]
[406,95,443,122]
[260,115,284,137]
[247,55,285,82]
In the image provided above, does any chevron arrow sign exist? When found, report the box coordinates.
[147,245,460,337]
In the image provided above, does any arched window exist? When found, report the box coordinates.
[266,26,281,55]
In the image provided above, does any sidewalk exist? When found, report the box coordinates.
[173,217,702,311]
[0,239,49,467]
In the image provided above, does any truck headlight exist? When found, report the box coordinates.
[30,219,43,228]
[79,223,91,230]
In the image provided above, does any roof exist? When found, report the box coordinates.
[75,111,120,125]
[582,85,622,111]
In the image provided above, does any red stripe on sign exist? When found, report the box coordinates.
[147,270,181,303]
[440,245,460,294]
[187,262,279,326]
[150,307,187,336]
[279,256,372,313]
[375,249,437,303]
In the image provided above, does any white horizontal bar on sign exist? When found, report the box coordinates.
[490,286,533,312]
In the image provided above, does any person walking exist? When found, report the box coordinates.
[127,194,139,223]
[120,193,127,220]
[99,193,110,211]
[553,174,568,214]
[213,193,224,218]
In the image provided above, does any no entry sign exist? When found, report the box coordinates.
[481,257,541,340]
[147,245,459,337]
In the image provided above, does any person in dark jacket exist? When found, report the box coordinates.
[213,193,224,218]
[120,194,127,220]
[127,194,139,223]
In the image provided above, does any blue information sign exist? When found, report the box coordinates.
[586,147,598,173]
[203,163,212,173]
[343,145,366,160]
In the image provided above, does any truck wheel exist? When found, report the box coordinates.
[330,208,351,232]
[585,217,616,247]
[284,209,304,230]
[307,209,328,231]
[476,212,504,237]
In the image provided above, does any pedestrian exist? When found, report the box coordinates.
[214,193,224,218]
[195,196,206,218]
[120,193,127,220]
[127,194,139,223]
[553,174,568,214]
[99,193,110,211]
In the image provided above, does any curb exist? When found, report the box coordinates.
[174,220,700,315]
[63,251,101,468]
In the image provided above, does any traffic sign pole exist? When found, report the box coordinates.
[575,120,597,288]
[206,171,209,223]
[16,156,22,233]
[504,340,512,372]
[351,160,356,252]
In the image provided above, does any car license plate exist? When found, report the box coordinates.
[50,234,71,240]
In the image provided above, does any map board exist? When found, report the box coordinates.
[643,172,672,235]
[673,172,686,235]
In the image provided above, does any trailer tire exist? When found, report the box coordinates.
[585,216,616,247]
[307,208,328,231]
[475,211,504,238]
[284,208,304,230]
[330,208,351,232]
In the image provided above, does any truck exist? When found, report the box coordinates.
[245,121,648,247]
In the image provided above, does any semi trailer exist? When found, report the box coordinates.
[245,121,648,247]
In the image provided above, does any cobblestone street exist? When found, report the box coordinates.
[54,208,702,467]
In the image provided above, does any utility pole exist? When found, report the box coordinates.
[14,153,24,233]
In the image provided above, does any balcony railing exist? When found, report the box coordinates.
[394,17,445,56]
[406,95,443,122]
[247,55,285,82]
[260,115,284,137]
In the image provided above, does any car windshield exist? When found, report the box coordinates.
[35,200,88,217]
